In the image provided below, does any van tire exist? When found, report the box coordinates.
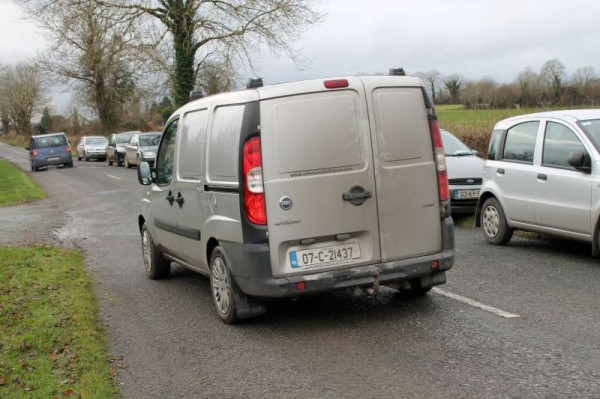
[209,247,240,324]
[116,155,123,167]
[481,197,513,245]
[209,247,266,324]
[141,224,170,279]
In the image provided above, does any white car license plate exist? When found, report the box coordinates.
[290,243,361,269]
[454,189,479,199]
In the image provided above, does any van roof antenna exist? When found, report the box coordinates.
[247,78,263,89]
[389,68,406,76]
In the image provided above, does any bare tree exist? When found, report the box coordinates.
[0,61,46,135]
[416,70,442,102]
[571,66,598,104]
[94,0,324,106]
[540,59,566,105]
[516,67,543,107]
[20,0,142,132]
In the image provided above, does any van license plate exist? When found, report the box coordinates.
[290,243,361,269]
[454,189,479,199]
[47,157,60,162]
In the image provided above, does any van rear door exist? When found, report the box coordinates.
[260,78,381,277]
[362,78,442,260]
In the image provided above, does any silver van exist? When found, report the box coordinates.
[477,110,600,251]
[137,76,454,323]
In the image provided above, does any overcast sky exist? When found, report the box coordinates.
[2,0,600,112]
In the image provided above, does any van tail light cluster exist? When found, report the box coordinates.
[242,136,266,225]
[32,149,39,157]
[66,145,71,153]
[429,118,449,202]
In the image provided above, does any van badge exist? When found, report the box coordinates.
[279,196,293,210]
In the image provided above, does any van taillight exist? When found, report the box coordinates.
[429,118,449,202]
[242,136,266,225]
[32,149,39,157]
[66,145,71,153]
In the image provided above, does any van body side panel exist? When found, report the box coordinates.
[260,86,381,278]
[366,85,442,260]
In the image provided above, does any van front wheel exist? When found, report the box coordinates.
[141,224,171,279]
[481,197,513,245]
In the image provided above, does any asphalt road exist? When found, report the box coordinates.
[2,142,600,398]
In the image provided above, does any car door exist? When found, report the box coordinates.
[174,108,211,270]
[534,120,593,235]
[494,121,541,225]
[126,134,139,164]
[260,79,381,277]
[363,82,442,261]
[146,120,183,258]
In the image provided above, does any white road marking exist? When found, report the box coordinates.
[432,287,520,319]
[107,174,122,180]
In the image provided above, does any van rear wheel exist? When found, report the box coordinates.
[481,197,513,245]
[210,247,239,324]
[141,224,170,279]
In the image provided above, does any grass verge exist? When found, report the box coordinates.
[0,246,119,398]
[0,160,46,206]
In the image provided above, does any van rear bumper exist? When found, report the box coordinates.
[222,217,455,299]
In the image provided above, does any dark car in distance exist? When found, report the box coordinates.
[27,132,73,172]
[107,131,138,167]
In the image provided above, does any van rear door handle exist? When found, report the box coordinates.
[497,168,505,175]
[175,192,185,208]
[165,191,175,206]
[537,174,547,181]
[343,186,372,206]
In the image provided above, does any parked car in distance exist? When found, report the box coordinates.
[476,110,600,253]
[27,132,73,172]
[107,131,138,167]
[124,132,161,168]
[137,74,454,324]
[76,136,108,161]
[441,129,484,214]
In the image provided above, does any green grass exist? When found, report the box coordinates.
[436,106,561,155]
[0,160,46,206]
[0,246,119,398]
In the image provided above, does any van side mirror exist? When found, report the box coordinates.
[567,151,591,173]
[138,162,153,185]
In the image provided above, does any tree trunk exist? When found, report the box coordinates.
[171,3,197,107]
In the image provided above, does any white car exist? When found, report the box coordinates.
[76,136,108,161]
[441,130,484,214]
[476,110,600,252]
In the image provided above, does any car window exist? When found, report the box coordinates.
[35,135,68,149]
[179,109,209,180]
[441,130,472,156]
[542,122,588,169]
[117,133,134,144]
[87,137,108,145]
[155,121,179,185]
[502,121,539,163]
[139,134,161,147]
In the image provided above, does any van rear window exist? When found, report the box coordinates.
[207,105,244,183]
[271,91,362,174]
[372,88,429,163]
[35,135,67,148]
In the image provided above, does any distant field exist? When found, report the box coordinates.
[436,105,559,155]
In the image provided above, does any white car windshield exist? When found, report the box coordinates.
[441,131,473,156]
